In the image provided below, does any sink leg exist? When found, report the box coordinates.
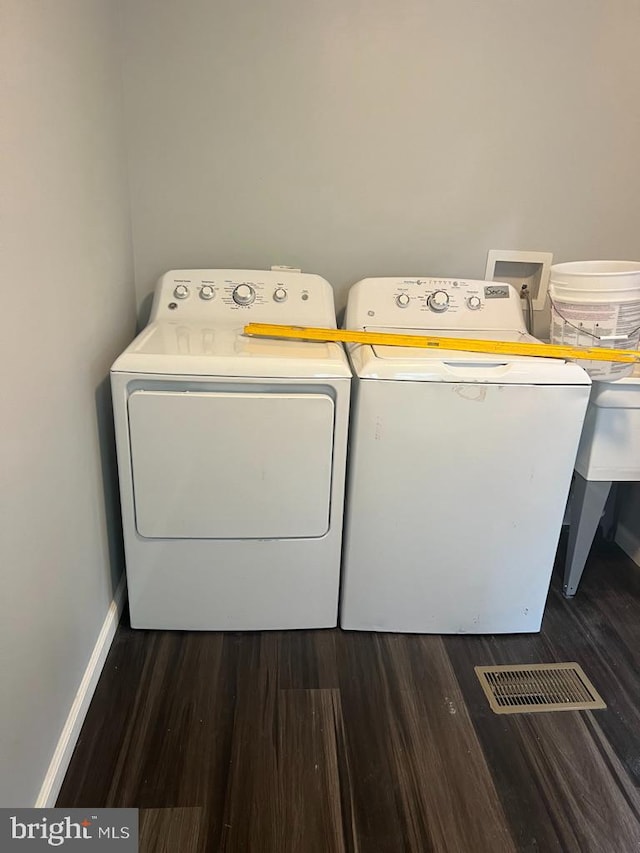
[563,474,612,598]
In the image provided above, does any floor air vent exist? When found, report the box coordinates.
[474,662,606,715]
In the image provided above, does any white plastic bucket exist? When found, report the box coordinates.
[549,260,640,380]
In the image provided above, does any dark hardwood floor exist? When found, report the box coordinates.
[58,536,640,852]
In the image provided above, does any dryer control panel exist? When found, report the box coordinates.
[149,269,339,328]
[345,277,527,333]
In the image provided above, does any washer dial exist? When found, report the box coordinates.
[173,284,190,299]
[200,285,215,300]
[427,290,450,312]
[396,293,410,308]
[232,283,256,305]
[467,295,482,310]
[273,287,288,303]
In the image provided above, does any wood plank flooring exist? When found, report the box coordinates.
[58,536,640,852]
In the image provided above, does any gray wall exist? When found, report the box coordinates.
[122,0,640,325]
[616,483,640,562]
[0,0,135,805]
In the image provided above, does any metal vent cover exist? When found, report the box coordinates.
[475,662,606,715]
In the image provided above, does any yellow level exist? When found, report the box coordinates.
[244,322,640,364]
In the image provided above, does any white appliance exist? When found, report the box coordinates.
[564,365,640,597]
[340,277,591,634]
[111,269,351,630]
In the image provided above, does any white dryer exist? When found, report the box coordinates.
[111,269,351,630]
[340,277,591,634]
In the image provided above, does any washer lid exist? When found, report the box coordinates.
[112,322,351,378]
[348,328,591,384]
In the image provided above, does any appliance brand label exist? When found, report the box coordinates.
[1,810,138,850]
[484,285,510,299]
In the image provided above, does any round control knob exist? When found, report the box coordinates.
[467,295,482,310]
[173,284,190,299]
[428,289,450,312]
[396,293,410,308]
[232,283,256,305]
[273,287,288,303]
[200,285,215,300]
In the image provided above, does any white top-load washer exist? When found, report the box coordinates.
[111,269,351,630]
[340,277,591,633]
[563,364,640,597]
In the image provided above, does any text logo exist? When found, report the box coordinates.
[2,809,138,850]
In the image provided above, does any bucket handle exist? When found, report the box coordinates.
[549,297,640,342]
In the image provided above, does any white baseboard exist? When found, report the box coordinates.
[34,574,127,807]
[615,522,640,567]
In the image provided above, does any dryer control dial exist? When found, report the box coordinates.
[428,290,450,312]
[173,284,190,299]
[233,283,256,305]
[200,285,215,300]
[273,287,288,303]
[467,295,482,310]
[396,293,410,308]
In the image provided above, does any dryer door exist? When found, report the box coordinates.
[128,390,334,539]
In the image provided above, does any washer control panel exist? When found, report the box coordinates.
[345,277,526,332]
[150,269,338,327]
[392,278,486,316]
